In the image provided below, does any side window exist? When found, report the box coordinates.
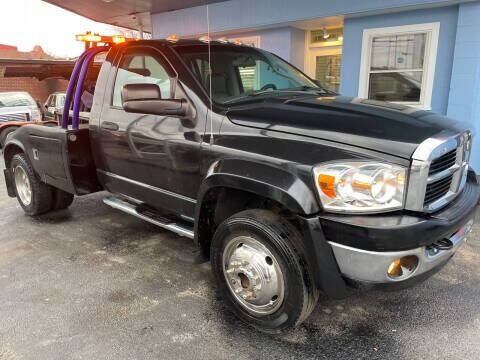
[57,95,65,108]
[112,50,172,108]
[49,96,56,107]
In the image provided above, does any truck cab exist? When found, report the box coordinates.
[43,92,66,122]
[2,38,479,333]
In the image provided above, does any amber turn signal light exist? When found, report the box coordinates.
[317,174,336,198]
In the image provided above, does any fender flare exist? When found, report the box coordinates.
[3,138,27,165]
[193,158,320,244]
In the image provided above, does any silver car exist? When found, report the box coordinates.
[0,92,42,122]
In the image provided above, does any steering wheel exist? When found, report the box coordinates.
[260,83,277,91]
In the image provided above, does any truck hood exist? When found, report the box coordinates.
[226,95,468,159]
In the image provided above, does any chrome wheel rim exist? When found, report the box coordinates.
[222,235,285,316]
[14,166,32,206]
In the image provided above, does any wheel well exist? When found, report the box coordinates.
[197,187,295,257]
[4,144,24,169]
[0,126,19,149]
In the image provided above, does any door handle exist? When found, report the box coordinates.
[101,121,119,131]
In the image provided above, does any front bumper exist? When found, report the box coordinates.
[299,171,479,294]
[322,170,479,285]
[329,219,473,284]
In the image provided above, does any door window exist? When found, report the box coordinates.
[113,50,172,108]
[56,95,65,108]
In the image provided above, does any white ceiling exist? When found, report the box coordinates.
[43,0,227,32]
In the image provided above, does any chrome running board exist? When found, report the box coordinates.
[103,196,194,239]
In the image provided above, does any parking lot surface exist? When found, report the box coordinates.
[0,158,479,360]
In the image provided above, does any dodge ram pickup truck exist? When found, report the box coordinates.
[2,38,479,333]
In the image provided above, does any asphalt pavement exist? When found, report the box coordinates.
[0,157,479,360]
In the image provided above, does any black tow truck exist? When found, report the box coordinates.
[2,36,479,333]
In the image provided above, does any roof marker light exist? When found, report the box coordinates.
[112,35,126,44]
[166,34,180,43]
[76,33,102,43]
[76,32,132,47]
[231,39,243,45]
[199,36,211,43]
[216,37,228,43]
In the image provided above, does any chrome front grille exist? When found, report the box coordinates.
[428,149,457,175]
[424,174,453,205]
[405,130,472,213]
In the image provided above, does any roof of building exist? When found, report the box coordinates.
[42,0,227,32]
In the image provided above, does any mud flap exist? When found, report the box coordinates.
[297,215,347,299]
[3,168,15,197]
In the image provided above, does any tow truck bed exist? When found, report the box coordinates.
[5,124,101,196]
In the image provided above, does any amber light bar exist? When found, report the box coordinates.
[76,32,131,45]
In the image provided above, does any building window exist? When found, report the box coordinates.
[311,28,343,44]
[358,23,440,109]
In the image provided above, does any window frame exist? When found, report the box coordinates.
[358,22,440,110]
[110,45,178,110]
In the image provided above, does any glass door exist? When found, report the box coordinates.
[308,47,342,92]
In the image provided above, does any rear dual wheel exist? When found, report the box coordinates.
[211,209,319,333]
[11,153,73,215]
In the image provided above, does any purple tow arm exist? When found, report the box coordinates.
[62,46,109,130]
[61,51,88,129]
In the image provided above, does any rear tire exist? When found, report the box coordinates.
[52,188,74,210]
[210,209,319,333]
[0,127,18,148]
[11,153,53,216]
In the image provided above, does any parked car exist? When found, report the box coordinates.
[2,39,478,333]
[43,92,66,123]
[0,91,43,148]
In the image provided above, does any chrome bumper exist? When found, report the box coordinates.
[329,220,474,284]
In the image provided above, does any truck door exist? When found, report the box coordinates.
[96,46,202,218]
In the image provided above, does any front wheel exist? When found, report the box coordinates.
[211,209,319,333]
[11,153,53,216]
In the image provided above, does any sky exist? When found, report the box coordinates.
[0,0,131,58]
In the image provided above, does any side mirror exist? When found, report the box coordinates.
[122,83,188,117]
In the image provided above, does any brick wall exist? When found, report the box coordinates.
[0,77,68,104]
[0,44,69,104]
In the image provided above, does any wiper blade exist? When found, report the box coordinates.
[286,86,331,94]
[221,87,336,105]
[222,90,280,104]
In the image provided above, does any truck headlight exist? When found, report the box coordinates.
[313,161,407,213]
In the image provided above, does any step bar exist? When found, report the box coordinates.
[103,196,194,239]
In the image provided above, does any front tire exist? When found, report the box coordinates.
[11,153,53,216]
[211,209,319,333]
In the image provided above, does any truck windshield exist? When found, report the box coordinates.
[175,44,326,104]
